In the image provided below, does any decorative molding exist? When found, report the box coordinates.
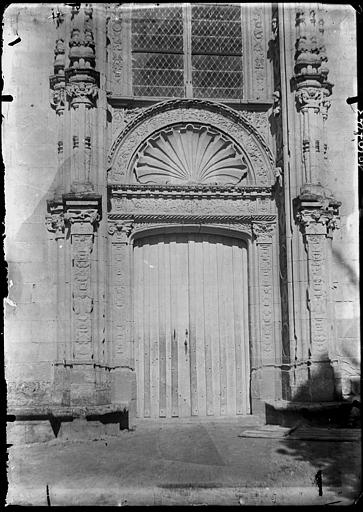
[132,123,249,186]
[110,11,123,94]
[108,99,275,185]
[238,110,270,142]
[108,213,276,226]
[109,183,272,199]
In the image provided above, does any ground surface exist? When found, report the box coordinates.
[6,421,362,506]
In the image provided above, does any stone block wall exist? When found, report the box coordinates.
[3,5,59,406]
[324,6,360,399]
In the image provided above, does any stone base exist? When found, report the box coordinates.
[7,417,128,445]
[264,400,356,428]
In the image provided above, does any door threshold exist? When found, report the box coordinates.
[134,415,263,426]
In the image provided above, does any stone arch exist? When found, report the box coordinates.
[108,99,275,187]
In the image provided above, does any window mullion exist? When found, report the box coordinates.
[183,4,192,98]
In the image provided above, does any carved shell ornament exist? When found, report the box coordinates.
[132,124,250,185]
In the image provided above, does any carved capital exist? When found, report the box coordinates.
[64,208,100,226]
[252,221,276,243]
[63,194,102,235]
[108,221,134,243]
[66,81,98,108]
[49,75,66,115]
[295,191,341,237]
[45,213,65,237]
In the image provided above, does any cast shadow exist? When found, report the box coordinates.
[270,362,361,501]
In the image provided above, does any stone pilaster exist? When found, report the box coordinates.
[295,189,341,400]
[61,195,102,405]
[293,4,332,187]
[108,220,136,421]
[50,4,100,193]
[251,221,280,407]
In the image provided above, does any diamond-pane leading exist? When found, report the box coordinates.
[191,5,243,99]
[132,5,184,97]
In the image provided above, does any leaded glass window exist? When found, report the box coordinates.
[131,5,185,97]
[129,3,243,99]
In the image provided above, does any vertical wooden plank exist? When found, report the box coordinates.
[211,237,221,416]
[143,242,151,418]
[149,238,159,417]
[203,235,214,416]
[195,234,206,416]
[158,239,167,417]
[217,238,228,415]
[177,234,190,417]
[224,240,236,416]
[242,244,250,414]
[188,236,198,416]
[133,243,142,417]
[164,237,172,418]
[233,241,244,414]
[169,237,179,417]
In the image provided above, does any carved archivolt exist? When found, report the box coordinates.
[132,123,249,186]
[108,99,275,186]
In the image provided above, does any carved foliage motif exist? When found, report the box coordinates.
[258,243,274,358]
[307,234,328,357]
[110,12,123,92]
[109,103,274,186]
[252,5,266,99]
[45,213,65,237]
[111,197,262,217]
[109,221,133,365]
[7,381,51,407]
[252,221,276,242]
[133,123,250,185]
[72,234,94,359]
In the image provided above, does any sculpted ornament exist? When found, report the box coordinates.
[108,100,275,186]
[108,221,134,242]
[64,209,100,226]
[45,213,65,235]
[66,82,98,107]
[252,221,276,242]
[132,123,249,186]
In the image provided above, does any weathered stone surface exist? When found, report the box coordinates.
[3,4,359,437]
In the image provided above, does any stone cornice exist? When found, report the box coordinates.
[108,213,276,224]
[109,184,273,200]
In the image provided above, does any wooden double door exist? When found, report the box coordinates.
[133,231,250,418]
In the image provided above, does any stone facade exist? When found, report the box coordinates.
[4,4,359,436]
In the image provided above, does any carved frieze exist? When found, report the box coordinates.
[7,381,52,407]
[108,100,275,186]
